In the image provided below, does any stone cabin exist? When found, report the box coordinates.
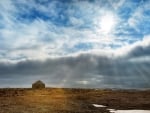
[32,80,45,89]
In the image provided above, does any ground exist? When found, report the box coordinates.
[0,88,150,113]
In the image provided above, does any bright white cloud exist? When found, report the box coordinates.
[108,0,125,10]
[0,0,149,62]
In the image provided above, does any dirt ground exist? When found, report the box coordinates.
[0,88,150,113]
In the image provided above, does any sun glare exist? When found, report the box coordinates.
[100,14,116,34]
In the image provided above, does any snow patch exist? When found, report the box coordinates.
[92,104,150,113]
[109,110,150,113]
[92,104,107,107]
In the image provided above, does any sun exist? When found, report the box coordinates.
[100,14,116,34]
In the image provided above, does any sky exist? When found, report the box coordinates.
[0,0,150,89]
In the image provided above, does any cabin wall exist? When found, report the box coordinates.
[32,83,45,89]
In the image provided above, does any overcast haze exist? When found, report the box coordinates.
[0,0,150,89]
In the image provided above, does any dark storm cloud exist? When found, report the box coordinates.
[0,43,150,89]
[127,45,150,58]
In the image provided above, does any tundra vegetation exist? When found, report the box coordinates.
[0,88,150,113]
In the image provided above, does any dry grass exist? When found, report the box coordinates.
[0,88,150,113]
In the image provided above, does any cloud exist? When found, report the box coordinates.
[0,37,150,88]
[1,0,143,61]
[127,0,150,34]
[0,0,150,88]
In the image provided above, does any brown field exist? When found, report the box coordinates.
[0,88,150,113]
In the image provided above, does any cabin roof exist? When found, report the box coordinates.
[32,80,45,85]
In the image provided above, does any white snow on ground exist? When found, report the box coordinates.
[107,109,116,113]
[109,110,150,113]
[92,104,107,107]
[92,104,150,113]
